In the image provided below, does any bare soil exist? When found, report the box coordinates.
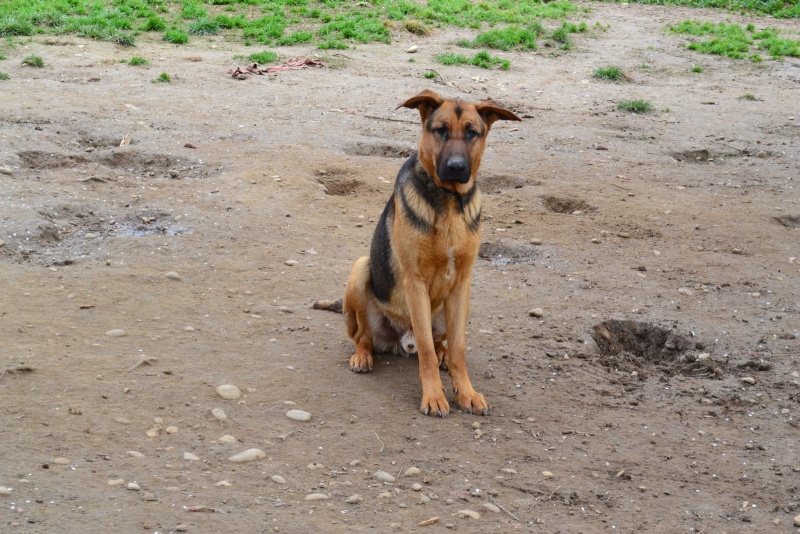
[1,3,799,532]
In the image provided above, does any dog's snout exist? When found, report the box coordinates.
[438,153,471,183]
[447,156,466,172]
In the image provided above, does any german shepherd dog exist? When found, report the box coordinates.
[316,89,521,416]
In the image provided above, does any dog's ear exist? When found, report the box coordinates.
[475,101,522,130]
[398,89,444,124]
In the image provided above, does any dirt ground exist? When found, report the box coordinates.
[1,3,799,532]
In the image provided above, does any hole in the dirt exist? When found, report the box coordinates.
[316,169,364,196]
[480,174,529,194]
[17,150,202,178]
[478,241,538,265]
[593,320,693,361]
[773,215,800,229]
[542,196,595,214]
[343,142,415,159]
[670,149,712,163]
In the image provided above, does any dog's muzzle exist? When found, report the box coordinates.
[438,155,471,184]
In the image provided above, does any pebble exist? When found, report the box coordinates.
[142,492,157,501]
[794,514,800,527]
[127,482,140,491]
[228,448,266,463]
[678,287,694,296]
[106,329,126,337]
[176,525,189,532]
[0,239,4,247]
[374,470,396,483]
[500,468,517,474]
[542,471,554,477]
[0,487,11,496]
[286,409,311,422]
[52,457,70,465]
[740,377,756,385]
[412,483,423,491]
[591,237,600,244]
[216,480,231,487]
[350,460,362,467]
[165,271,182,281]
[183,452,199,461]
[219,435,237,444]
[165,426,178,434]
[404,466,421,477]
[271,475,286,484]
[127,451,145,459]
[528,308,544,318]
[755,151,767,159]
[216,385,242,400]
[378,491,393,499]
[406,45,418,53]
[108,478,125,486]
[530,238,543,245]
[456,509,481,519]
[305,493,330,501]
[0,166,12,174]
[697,353,710,361]
[84,233,97,239]
[284,259,298,266]
[618,232,631,238]
[420,494,431,504]
[168,170,180,178]
[791,371,799,378]
[481,503,501,513]
[345,494,362,504]
[211,407,227,420]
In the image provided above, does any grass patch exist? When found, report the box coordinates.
[738,93,756,100]
[247,50,278,64]
[436,50,510,70]
[423,70,438,79]
[128,56,148,66]
[593,65,624,81]
[461,24,542,51]
[0,54,6,60]
[22,54,44,67]
[617,99,653,113]
[189,18,220,36]
[691,65,703,72]
[152,71,171,83]
[0,72,9,80]
[164,28,189,44]
[592,0,798,19]
[403,19,430,36]
[670,20,800,60]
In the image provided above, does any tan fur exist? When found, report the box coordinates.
[341,89,520,416]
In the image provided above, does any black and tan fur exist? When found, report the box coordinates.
[320,89,520,417]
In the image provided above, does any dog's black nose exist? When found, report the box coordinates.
[447,156,466,173]
[440,155,470,183]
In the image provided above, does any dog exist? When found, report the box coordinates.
[316,89,521,416]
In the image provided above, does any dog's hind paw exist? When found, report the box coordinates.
[455,390,488,416]
[349,352,373,373]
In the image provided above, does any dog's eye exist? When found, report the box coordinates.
[435,127,448,140]
[464,128,479,141]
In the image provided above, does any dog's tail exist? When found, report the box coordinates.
[312,299,343,313]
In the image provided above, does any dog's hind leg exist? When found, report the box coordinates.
[343,256,375,372]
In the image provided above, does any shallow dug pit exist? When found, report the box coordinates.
[542,196,595,214]
[479,241,538,266]
[591,320,720,379]
[480,174,529,194]
[343,142,414,159]
[773,215,800,229]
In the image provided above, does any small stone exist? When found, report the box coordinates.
[176,525,189,532]
[216,385,242,400]
[0,487,11,496]
[377,491,393,499]
[286,409,311,422]
[528,308,544,318]
[165,426,178,434]
[271,475,286,484]
[345,494,362,504]
[0,239,4,247]
[618,232,631,238]
[794,514,800,527]
[183,452,199,461]
[165,271,182,281]
[142,492,157,501]
[216,480,231,487]
[106,329,126,337]
[591,237,600,244]
[697,353,710,361]
[456,509,481,519]
[127,451,145,459]
[284,259,298,266]
[740,377,756,385]
[219,435,237,444]
[211,407,227,420]
[755,151,767,159]
[305,493,330,501]
[500,468,517,474]
[542,471,554,477]
[350,460,362,467]
[404,466,421,477]
[228,448,266,463]
[374,470,396,483]
[481,503,501,513]
[678,287,694,296]
[412,483,423,491]
[530,238,543,245]
[0,166,12,174]
[792,371,800,378]
[127,482,140,491]
[420,495,431,504]
[52,457,70,465]
[406,45,418,53]
[168,170,179,178]
[84,233,97,239]
[108,478,125,486]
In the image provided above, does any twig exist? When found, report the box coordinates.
[490,495,521,523]
[712,139,751,154]
[127,356,158,372]
[374,431,385,455]
[331,52,353,59]
[364,114,417,124]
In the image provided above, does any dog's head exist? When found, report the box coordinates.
[399,89,521,187]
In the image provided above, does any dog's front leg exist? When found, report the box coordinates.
[444,275,488,415]
[404,277,449,417]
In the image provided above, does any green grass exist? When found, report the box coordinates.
[247,50,278,63]
[152,71,171,83]
[593,65,624,81]
[591,0,798,18]
[669,20,800,60]
[128,56,148,66]
[691,65,703,72]
[738,93,756,100]
[436,50,510,70]
[617,99,653,113]
[0,72,9,80]
[0,0,590,51]
[22,54,44,67]
[0,54,6,60]
[423,70,438,79]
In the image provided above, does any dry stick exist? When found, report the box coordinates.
[374,431,385,455]
[363,114,417,124]
[490,495,521,523]
[127,356,158,372]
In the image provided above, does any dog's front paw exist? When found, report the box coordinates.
[420,392,450,418]
[349,351,373,373]
[455,389,488,416]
